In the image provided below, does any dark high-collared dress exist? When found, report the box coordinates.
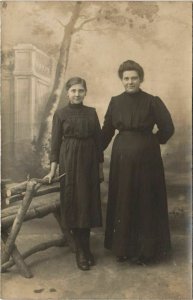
[50,102,103,229]
[102,89,174,260]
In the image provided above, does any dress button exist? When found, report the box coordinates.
[118,219,121,223]
[114,229,116,233]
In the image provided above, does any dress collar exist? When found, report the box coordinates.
[68,102,84,109]
[123,88,142,96]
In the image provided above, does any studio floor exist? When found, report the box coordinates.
[1,195,192,300]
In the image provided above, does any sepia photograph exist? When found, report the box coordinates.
[1,1,192,299]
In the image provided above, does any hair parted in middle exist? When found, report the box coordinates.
[118,60,144,81]
[66,77,87,92]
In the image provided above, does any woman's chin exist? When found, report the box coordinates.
[125,89,139,94]
[72,101,83,104]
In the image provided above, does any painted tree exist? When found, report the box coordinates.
[2,1,160,173]
[35,2,82,168]
[32,1,159,169]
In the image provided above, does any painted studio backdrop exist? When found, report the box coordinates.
[2,1,191,197]
[1,1,192,299]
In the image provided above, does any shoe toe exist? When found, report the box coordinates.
[116,256,128,262]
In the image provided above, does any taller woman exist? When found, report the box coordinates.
[102,60,174,264]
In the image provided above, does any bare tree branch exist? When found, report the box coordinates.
[56,18,66,28]
[81,26,131,33]
[79,14,87,18]
[80,29,100,32]
[74,17,96,32]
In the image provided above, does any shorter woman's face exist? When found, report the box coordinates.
[121,70,141,94]
[67,83,86,104]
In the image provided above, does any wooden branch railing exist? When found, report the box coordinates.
[2,180,37,265]
[1,237,67,273]
[6,174,65,197]
[1,173,73,278]
[2,198,60,229]
[2,231,33,278]
[6,185,60,205]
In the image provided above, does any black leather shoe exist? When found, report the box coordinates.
[116,256,129,262]
[76,251,90,271]
[130,256,151,266]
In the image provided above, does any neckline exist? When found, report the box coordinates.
[123,88,142,96]
[68,102,84,109]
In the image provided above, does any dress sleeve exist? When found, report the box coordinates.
[93,109,104,163]
[101,98,116,150]
[50,111,63,163]
[152,96,175,144]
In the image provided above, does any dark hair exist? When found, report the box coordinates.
[66,77,87,92]
[118,60,144,81]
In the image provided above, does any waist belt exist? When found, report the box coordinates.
[119,129,152,134]
[63,135,93,140]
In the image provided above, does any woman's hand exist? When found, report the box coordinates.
[99,163,104,183]
[43,162,58,184]
[43,172,55,184]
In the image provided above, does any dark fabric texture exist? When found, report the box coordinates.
[102,89,174,260]
[72,228,90,252]
[50,103,103,229]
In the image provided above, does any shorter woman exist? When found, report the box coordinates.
[45,77,104,271]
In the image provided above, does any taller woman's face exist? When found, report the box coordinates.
[121,70,141,94]
[67,83,86,104]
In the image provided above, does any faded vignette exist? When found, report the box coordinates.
[1,1,192,300]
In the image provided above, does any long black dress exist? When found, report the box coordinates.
[50,102,103,229]
[102,89,174,260]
